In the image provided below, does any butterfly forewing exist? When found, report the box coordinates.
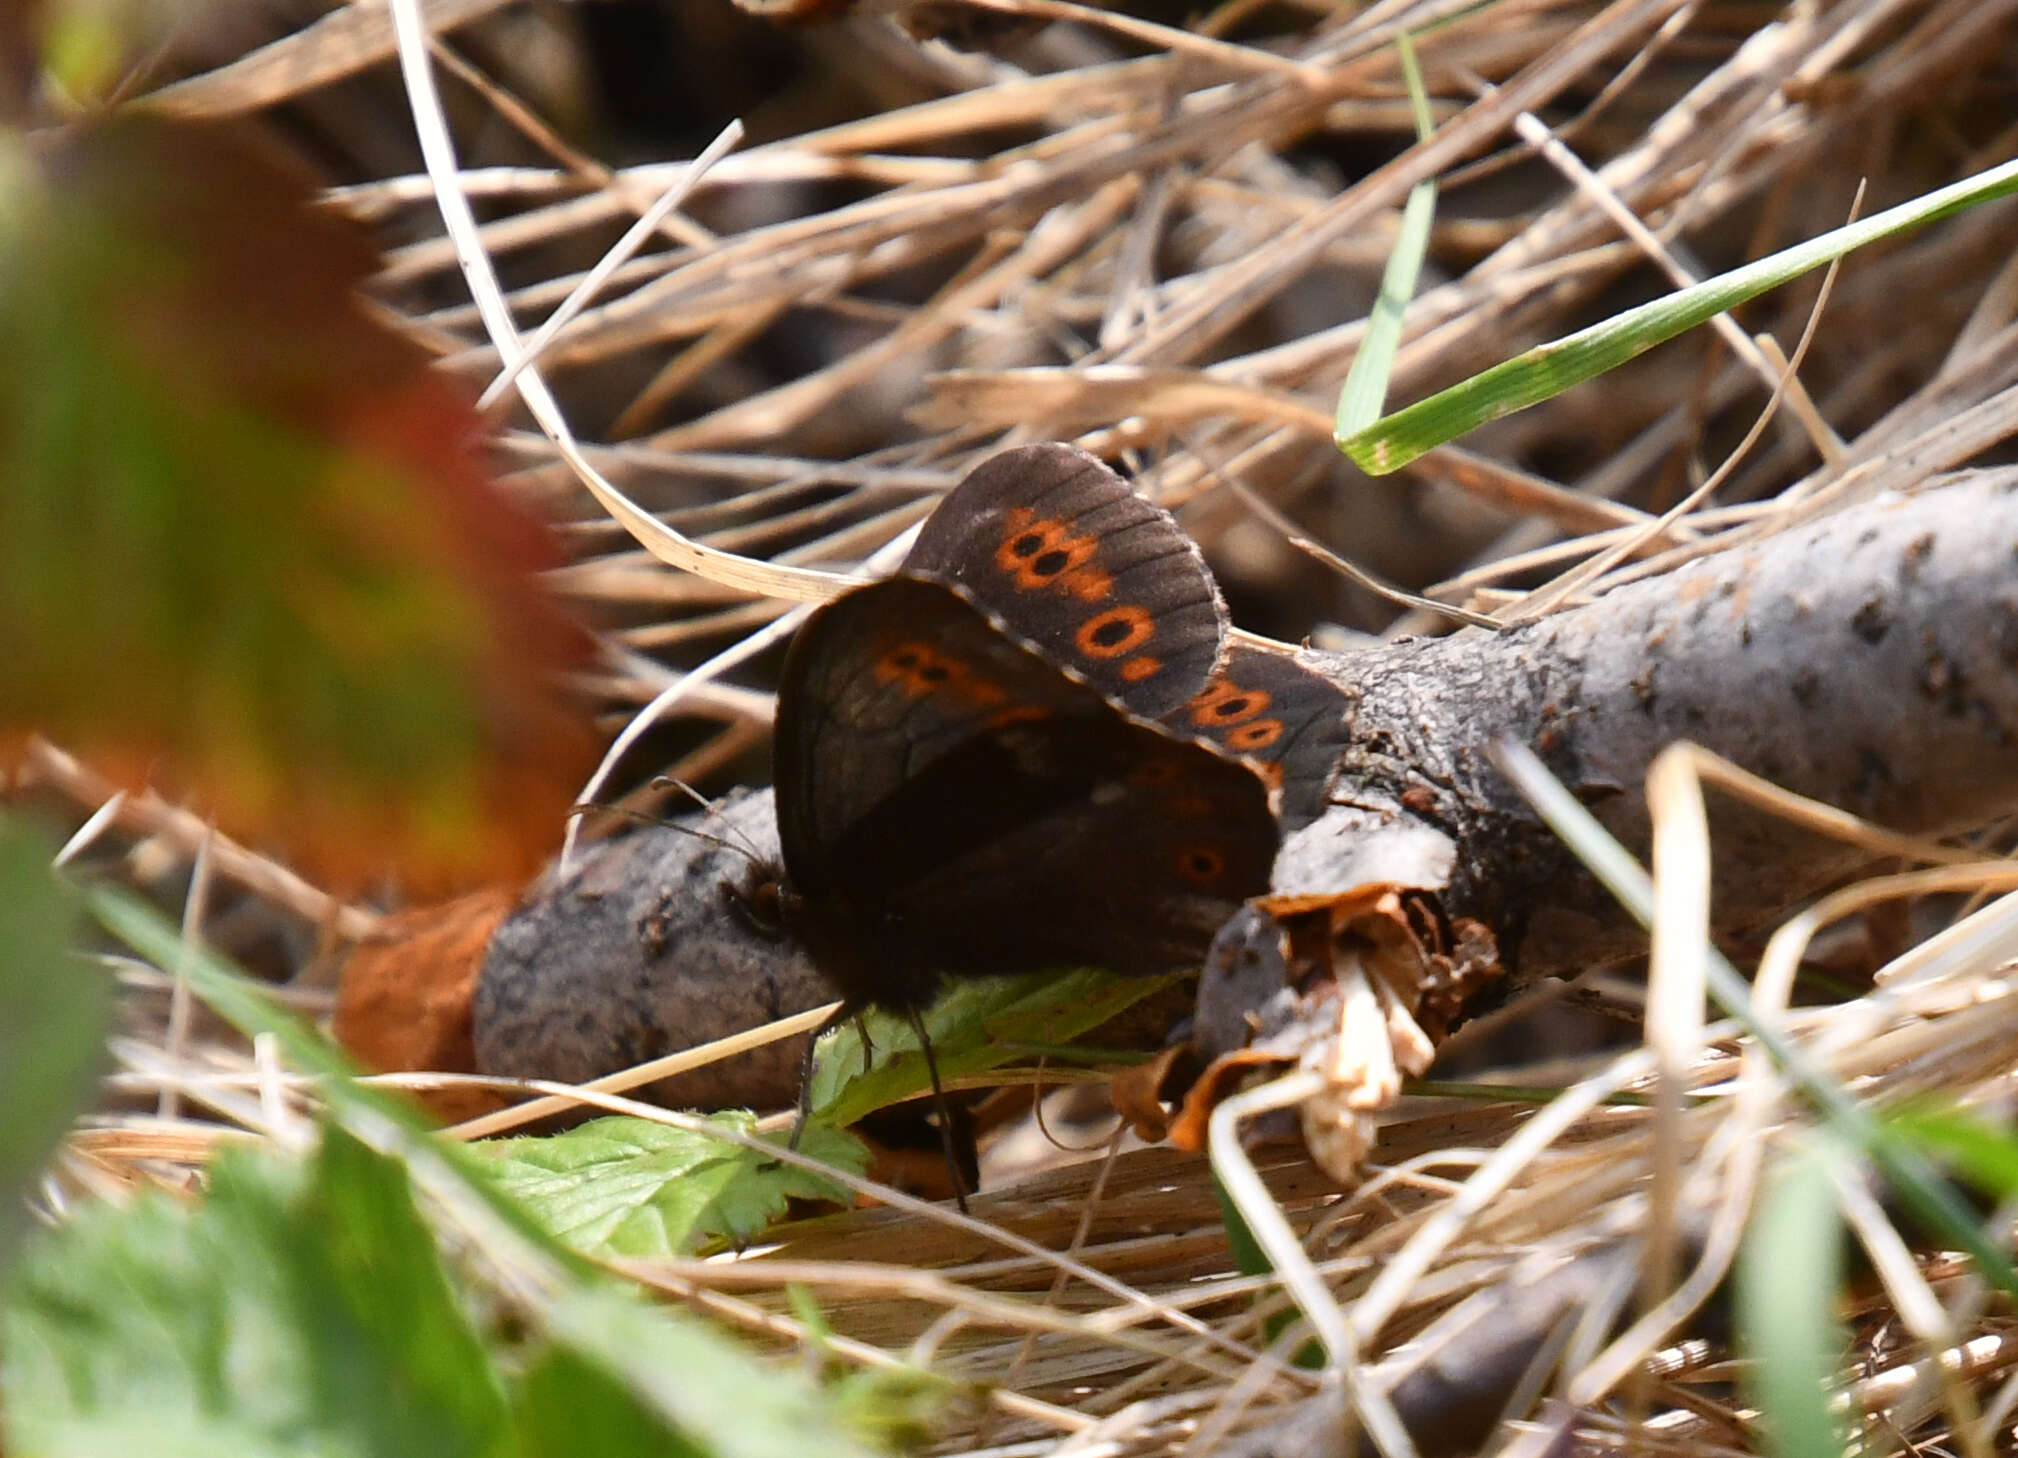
[901,444,1228,720]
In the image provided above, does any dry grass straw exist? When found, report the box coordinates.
[43,0,2018,1451]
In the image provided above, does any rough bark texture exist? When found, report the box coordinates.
[473,471,2018,1092]
[1285,470,2018,980]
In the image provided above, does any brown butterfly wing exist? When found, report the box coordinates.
[855,722,1278,990]
[773,577,1277,1011]
[900,444,1227,720]
[776,578,1092,889]
[1164,644,1349,831]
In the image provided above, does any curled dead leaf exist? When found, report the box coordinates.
[1109,1044,1193,1144]
[1176,885,1504,1181]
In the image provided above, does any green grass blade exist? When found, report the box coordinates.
[1343,156,2018,473]
[1737,1140,1852,1458]
[1334,30,1437,440]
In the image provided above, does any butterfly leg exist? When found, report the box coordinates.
[788,1001,855,1152]
[903,1003,972,1214]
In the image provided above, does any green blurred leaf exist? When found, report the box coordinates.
[1886,1104,2018,1200]
[473,1114,867,1257]
[515,1344,711,1458]
[3,1131,513,1458]
[825,1364,959,1451]
[1736,1141,1852,1458]
[80,882,888,1457]
[0,815,109,1274]
[0,116,592,891]
[543,1287,883,1458]
[809,969,1179,1129]
[31,0,186,106]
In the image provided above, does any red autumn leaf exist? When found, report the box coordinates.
[0,116,596,890]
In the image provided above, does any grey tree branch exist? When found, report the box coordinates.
[473,469,2018,1096]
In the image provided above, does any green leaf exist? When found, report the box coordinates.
[0,815,110,1274]
[0,118,593,892]
[277,1130,514,1456]
[1886,1104,2018,1200]
[542,1287,884,1458]
[808,969,1180,1129]
[824,1365,960,1451]
[1342,154,2018,473]
[472,1114,867,1257]
[516,1344,712,1458]
[3,1131,513,1458]
[79,883,885,1456]
[1737,1141,1852,1458]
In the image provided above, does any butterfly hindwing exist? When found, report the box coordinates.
[857,721,1279,984]
[1164,644,1350,832]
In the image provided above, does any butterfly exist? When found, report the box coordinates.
[767,443,1347,1196]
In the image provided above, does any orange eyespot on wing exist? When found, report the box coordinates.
[997,507,1113,602]
[1119,655,1162,683]
[1189,680,1273,727]
[1076,605,1153,659]
[873,641,1007,708]
[1176,844,1229,885]
[1227,718,1285,752]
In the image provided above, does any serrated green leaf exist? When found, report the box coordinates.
[0,815,109,1274]
[808,969,1178,1129]
[1737,1141,1852,1458]
[472,1114,867,1258]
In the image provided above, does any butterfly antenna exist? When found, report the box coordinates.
[567,798,770,875]
[903,1004,972,1214]
[649,775,771,864]
[650,773,716,812]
